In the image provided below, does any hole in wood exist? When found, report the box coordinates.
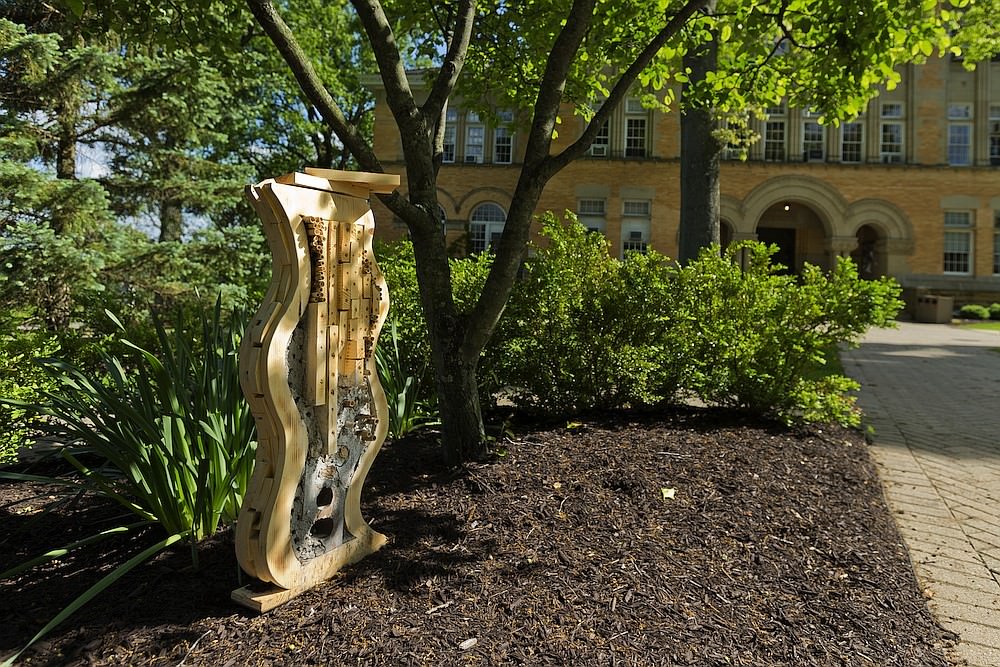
[311,517,335,537]
[317,486,333,507]
[337,446,350,462]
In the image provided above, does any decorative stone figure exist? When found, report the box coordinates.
[232,168,399,612]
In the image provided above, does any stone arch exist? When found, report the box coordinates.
[740,175,849,238]
[456,186,513,215]
[844,198,914,246]
[719,194,742,231]
[844,198,915,277]
[435,187,460,218]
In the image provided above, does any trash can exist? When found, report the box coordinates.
[914,295,954,323]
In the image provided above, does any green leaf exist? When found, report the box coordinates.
[0,521,152,580]
[63,0,84,17]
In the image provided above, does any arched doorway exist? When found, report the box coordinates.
[755,201,828,273]
[850,224,882,279]
[720,219,734,250]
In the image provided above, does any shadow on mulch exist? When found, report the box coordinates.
[0,407,957,666]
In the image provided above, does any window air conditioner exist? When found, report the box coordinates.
[591,145,607,157]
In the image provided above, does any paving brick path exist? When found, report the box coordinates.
[842,322,1000,666]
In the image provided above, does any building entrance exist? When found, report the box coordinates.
[754,201,828,272]
[756,227,796,273]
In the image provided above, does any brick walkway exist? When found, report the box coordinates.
[842,322,1000,666]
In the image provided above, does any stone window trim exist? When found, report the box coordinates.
[493,127,513,164]
[802,120,825,162]
[589,120,610,157]
[577,198,607,233]
[880,121,904,164]
[880,102,905,119]
[621,198,651,257]
[947,123,973,166]
[943,210,973,275]
[624,96,649,158]
[988,105,1000,167]
[442,124,456,163]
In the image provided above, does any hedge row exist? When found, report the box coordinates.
[377,212,903,426]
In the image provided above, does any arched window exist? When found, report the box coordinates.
[469,202,506,253]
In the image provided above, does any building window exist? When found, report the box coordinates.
[948,125,972,166]
[989,105,1000,166]
[589,120,610,157]
[577,198,606,233]
[841,122,863,163]
[880,102,904,164]
[764,121,785,161]
[469,202,506,254]
[622,199,650,255]
[442,108,457,163]
[881,102,904,118]
[947,104,973,166]
[943,210,973,274]
[802,117,825,162]
[624,97,647,158]
[465,111,484,163]
[493,127,512,164]
[994,211,1000,275]
[492,110,514,164]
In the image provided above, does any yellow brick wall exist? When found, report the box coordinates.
[368,57,1000,291]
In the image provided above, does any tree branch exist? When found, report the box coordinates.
[421,0,476,123]
[548,0,710,173]
[350,0,423,141]
[460,0,598,357]
[245,0,382,172]
[517,0,598,175]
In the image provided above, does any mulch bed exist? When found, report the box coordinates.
[1,408,955,666]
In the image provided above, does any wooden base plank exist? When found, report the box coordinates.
[231,583,306,614]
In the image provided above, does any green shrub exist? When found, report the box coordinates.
[373,220,902,427]
[959,303,991,320]
[678,242,902,425]
[0,329,61,463]
[7,301,256,545]
[990,303,1000,321]
[493,213,679,413]
[375,240,431,392]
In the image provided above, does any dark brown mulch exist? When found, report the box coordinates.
[1,408,955,666]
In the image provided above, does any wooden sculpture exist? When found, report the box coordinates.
[232,168,399,612]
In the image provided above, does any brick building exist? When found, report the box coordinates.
[368,54,1000,302]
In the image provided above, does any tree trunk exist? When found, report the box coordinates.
[678,2,721,264]
[433,342,486,466]
[158,198,183,242]
[55,123,76,181]
[45,101,77,329]
[52,101,77,235]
